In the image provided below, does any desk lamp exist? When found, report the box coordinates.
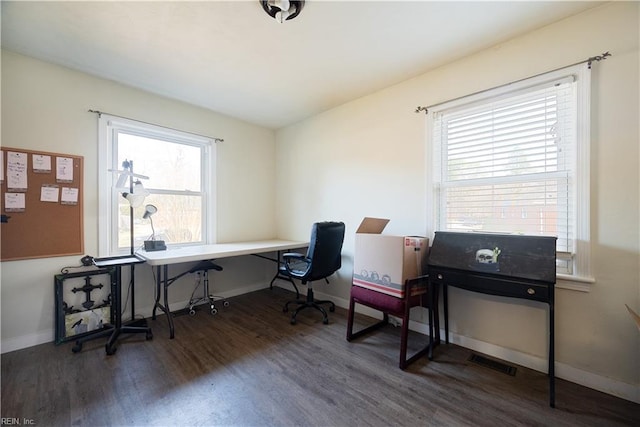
[143,204,166,251]
[122,180,149,208]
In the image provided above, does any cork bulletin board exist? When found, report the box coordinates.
[1,147,84,261]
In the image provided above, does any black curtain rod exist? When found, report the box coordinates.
[88,109,224,143]
[415,51,611,115]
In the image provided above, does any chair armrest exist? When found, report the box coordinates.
[282,252,311,277]
[282,252,306,261]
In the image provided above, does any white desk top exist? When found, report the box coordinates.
[136,239,308,266]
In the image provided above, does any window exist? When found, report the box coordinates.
[426,64,592,284]
[98,115,216,256]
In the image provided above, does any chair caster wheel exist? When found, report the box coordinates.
[211,308,218,315]
[105,345,117,356]
[189,309,196,316]
[290,318,296,325]
[72,342,82,353]
[223,301,230,308]
[146,331,153,340]
[323,318,329,325]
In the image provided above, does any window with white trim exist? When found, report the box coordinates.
[426,64,592,281]
[98,115,216,256]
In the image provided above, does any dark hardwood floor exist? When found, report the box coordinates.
[2,288,638,426]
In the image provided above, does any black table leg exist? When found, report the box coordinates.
[428,280,434,360]
[443,283,449,344]
[549,287,555,408]
[152,265,161,320]
[164,264,175,338]
[267,250,300,299]
[151,264,175,338]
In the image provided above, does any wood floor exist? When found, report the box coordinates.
[2,288,638,426]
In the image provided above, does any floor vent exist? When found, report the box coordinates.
[468,354,517,376]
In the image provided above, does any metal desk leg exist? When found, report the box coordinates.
[151,264,175,339]
[268,250,300,299]
[152,265,162,320]
[164,264,175,339]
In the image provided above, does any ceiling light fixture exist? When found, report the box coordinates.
[261,0,305,23]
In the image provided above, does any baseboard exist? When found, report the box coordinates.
[1,330,53,354]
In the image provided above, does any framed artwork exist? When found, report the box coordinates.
[54,267,115,345]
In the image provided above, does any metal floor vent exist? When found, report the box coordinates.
[468,354,517,376]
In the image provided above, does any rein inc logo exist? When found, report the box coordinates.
[1,418,35,425]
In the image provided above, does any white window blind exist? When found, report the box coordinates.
[428,64,592,281]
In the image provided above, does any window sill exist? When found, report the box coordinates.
[556,273,595,292]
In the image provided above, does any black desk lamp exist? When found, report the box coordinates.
[143,204,166,251]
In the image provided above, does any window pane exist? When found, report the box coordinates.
[117,132,201,192]
[118,194,203,250]
[441,178,570,251]
[444,92,562,181]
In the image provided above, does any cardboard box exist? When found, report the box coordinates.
[352,217,429,298]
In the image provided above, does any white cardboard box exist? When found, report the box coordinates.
[352,217,429,298]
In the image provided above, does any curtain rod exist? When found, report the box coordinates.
[88,109,224,143]
[415,51,611,115]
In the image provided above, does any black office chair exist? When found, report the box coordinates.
[282,221,345,325]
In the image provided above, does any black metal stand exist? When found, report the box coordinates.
[94,255,152,355]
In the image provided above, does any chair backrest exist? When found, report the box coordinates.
[304,221,346,282]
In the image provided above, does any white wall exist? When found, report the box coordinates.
[275,2,639,402]
[1,50,279,351]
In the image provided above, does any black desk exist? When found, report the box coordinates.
[427,231,557,407]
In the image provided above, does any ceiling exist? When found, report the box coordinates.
[1,1,603,129]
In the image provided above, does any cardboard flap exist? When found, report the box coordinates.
[356,217,390,234]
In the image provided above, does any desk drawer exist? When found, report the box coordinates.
[429,268,551,303]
